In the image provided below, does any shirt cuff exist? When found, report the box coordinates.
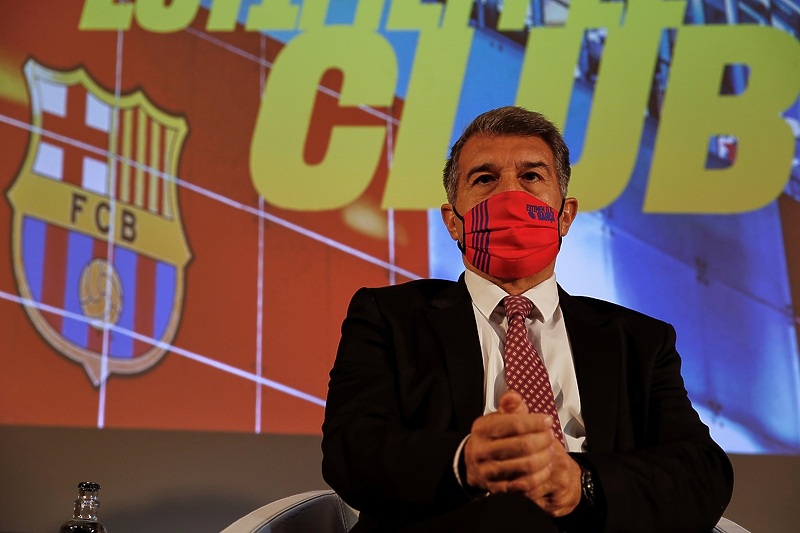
[453,434,470,488]
[452,434,490,500]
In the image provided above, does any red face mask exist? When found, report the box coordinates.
[454,190,564,280]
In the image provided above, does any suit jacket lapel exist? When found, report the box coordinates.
[425,277,485,431]
[559,288,621,453]
[419,280,624,446]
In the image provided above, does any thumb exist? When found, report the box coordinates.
[499,390,529,415]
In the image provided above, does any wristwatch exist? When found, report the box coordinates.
[579,463,596,506]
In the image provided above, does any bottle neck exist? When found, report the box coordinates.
[73,493,100,520]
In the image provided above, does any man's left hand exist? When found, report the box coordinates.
[498,392,582,517]
[513,439,582,517]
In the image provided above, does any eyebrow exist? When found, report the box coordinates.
[465,160,551,180]
[465,162,497,180]
[520,160,551,171]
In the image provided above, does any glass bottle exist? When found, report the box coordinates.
[59,481,108,533]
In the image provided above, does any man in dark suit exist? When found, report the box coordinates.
[321,107,733,532]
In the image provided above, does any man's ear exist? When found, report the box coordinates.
[559,197,578,237]
[441,204,461,241]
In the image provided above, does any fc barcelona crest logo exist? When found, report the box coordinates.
[7,59,191,385]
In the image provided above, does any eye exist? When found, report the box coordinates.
[472,173,495,185]
[520,171,541,182]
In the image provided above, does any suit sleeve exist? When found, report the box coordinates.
[577,321,734,533]
[321,287,469,521]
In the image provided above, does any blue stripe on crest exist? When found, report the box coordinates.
[153,261,176,341]
[22,217,46,302]
[111,246,137,358]
[62,231,93,349]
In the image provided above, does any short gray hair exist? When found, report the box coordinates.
[442,106,571,204]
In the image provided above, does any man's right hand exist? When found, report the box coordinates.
[463,391,582,517]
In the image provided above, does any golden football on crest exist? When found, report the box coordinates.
[79,259,123,328]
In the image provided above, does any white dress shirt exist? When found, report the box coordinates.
[463,269,587,452]
[452,270,588,490]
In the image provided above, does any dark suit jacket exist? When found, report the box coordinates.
[321,277,733,532]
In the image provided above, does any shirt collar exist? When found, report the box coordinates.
[464,269,559,323]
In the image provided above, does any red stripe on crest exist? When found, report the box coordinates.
[86,239,110,354]
[133,254,156,357]
[41,224,69,332]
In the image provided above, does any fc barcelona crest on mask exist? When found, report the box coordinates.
[7,59,192,386]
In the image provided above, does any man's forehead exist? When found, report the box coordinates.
[459,134,554,168]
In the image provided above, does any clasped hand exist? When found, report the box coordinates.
[463,391,581,517]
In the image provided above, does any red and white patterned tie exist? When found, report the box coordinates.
[503,295,565,446]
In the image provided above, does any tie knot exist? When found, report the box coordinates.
[503,295,533,320]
